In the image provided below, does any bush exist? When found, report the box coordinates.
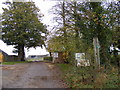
[110,54,120,66]
[44,56,53,61]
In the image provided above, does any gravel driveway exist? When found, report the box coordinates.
[2,62,68,88]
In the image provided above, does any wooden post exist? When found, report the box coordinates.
[93,37,100,68]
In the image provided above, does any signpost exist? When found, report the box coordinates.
[93,37,100,68]
[52,52,58,63]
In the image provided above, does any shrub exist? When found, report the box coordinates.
[44,56,53,61]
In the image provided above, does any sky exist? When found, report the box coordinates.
[0,0,57,57]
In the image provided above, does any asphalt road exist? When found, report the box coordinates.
[2,62,68,88]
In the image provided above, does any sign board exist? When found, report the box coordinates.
[75,53,90,66]
[75,53,85,60]
[118,52,120,55]
[53,53,58,58]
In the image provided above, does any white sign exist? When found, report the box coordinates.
[53,53,58,58]
[75,53,90,66]
[77,59,90,66]
[75,53,85,60]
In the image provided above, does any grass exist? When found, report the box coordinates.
[57,63,119,88]
[2,61,30,65]
[27,58,44,61]
[2,58,51,65]
[57,64,72,72]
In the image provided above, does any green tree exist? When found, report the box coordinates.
[107,2,120,66]
[73,2,112,65]
[48,1,70,63]
[2,2,47,61]
[48,1,118,65]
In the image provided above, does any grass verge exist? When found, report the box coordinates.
[2,61,29,65]
[57,64,119,88]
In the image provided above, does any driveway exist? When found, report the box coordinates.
[2,62,68,88]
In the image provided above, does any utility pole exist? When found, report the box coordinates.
[93,37,100,68]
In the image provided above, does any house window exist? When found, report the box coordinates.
[31,55,36,58]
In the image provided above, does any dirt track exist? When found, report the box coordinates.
[2,62,68,88]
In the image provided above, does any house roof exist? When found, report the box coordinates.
[0,49,8,55]
[0,49,2,52]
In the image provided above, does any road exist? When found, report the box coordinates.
[2,62,68,88]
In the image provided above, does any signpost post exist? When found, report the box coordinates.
[52,52,58,63]
[93,37,100,68]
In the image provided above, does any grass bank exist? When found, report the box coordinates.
[2,61,30,65]
[57,64,119,88]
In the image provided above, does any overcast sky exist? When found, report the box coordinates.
[0,0,57,57]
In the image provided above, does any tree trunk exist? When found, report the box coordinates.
[18,44,25,61]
